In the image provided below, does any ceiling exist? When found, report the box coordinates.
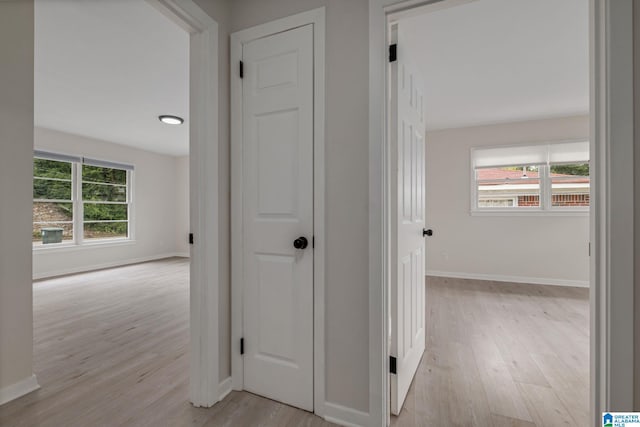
[35,0,189,156]
[34,0,589,152]
[400,0,589,131]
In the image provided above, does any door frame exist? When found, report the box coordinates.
[145,0,222,408]
[369,0,635,426]
[230,7,326,416]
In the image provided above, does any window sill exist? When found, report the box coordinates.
[33,239,136,253]
[470,209,589,217]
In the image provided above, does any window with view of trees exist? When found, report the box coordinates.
[83,165,129,241]
[33,158,74,244]
[33,151,133,247]
[471,141,590,213]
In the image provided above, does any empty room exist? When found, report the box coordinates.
[388,1,590,425]
[1,1,193,424]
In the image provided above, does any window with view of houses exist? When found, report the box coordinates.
[33,151,134,247]
[471,141,589,212]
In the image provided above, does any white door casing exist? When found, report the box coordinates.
[241,24,314,412]
[145,0,223,408]
[389,26,426,416]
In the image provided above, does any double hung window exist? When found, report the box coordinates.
[471,141,590,213]
[33,151,134,247]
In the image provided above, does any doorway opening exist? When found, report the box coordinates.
[25,0,221,419]
[384,0,591,425]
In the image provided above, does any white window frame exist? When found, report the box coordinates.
[32,151,135,249]
[80,164,133,244]
[32,156,77,247]
[470,141,590,216]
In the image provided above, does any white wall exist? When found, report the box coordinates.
[0,0,38,403]
[33,127,189,279]
[425,115,590,286]
[175,155,190,256]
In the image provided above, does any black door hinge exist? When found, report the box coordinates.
[390,356,397,374]
[189,233,194,245]
[389,44,397,63]
[240,60,244,78]
[240,338,244,355]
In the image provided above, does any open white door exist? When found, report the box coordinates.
[389,24,426,416]
[241,24,314,412]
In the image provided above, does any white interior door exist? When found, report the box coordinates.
[389,27,426,416]
[241,24,314,412]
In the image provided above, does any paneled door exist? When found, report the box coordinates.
[241,24,314,411]
[389,29,426,415]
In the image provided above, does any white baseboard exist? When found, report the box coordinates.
[33,252,188,280]
[218,377,232,402]
[426,270,589,288]
[323,402,369,427]
[0,375,39,406]
[175,252,190,258]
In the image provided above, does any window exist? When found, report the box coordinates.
[82,163,129,241]
[471,141,589,213]
[33,157,75,245]
[33,151,134,247]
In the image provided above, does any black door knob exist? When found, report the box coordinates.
[293,236,308,249]
[423,229,433,237]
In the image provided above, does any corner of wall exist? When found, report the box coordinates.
[0,0,36,399]
[0,375,40,406]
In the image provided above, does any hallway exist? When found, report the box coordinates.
[0,260,588,426]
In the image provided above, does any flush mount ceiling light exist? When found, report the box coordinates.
[158,115,184,125]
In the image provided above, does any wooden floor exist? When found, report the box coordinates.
[391,277,589,427]
[0,260,588,426]
[0,258,333,427]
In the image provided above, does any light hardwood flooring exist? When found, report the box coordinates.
[0,260,588,426]
[391,276,589,427]
[0,258,333,427]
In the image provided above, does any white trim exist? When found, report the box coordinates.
[33,239,136,253]
[146,0,220,409]
[218,377,233,402]
[470,210,589,217]
[368,3,389,427]
[230,25,243,393]
[146,0,216,33]
[0,375,40,406]
[426,271,590,288]
[312,10,327,419]
[33,252,186,281]
[591,0,635,419]
[387,0,477,21]
[323,402,370,427]
[230,7,326,417]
